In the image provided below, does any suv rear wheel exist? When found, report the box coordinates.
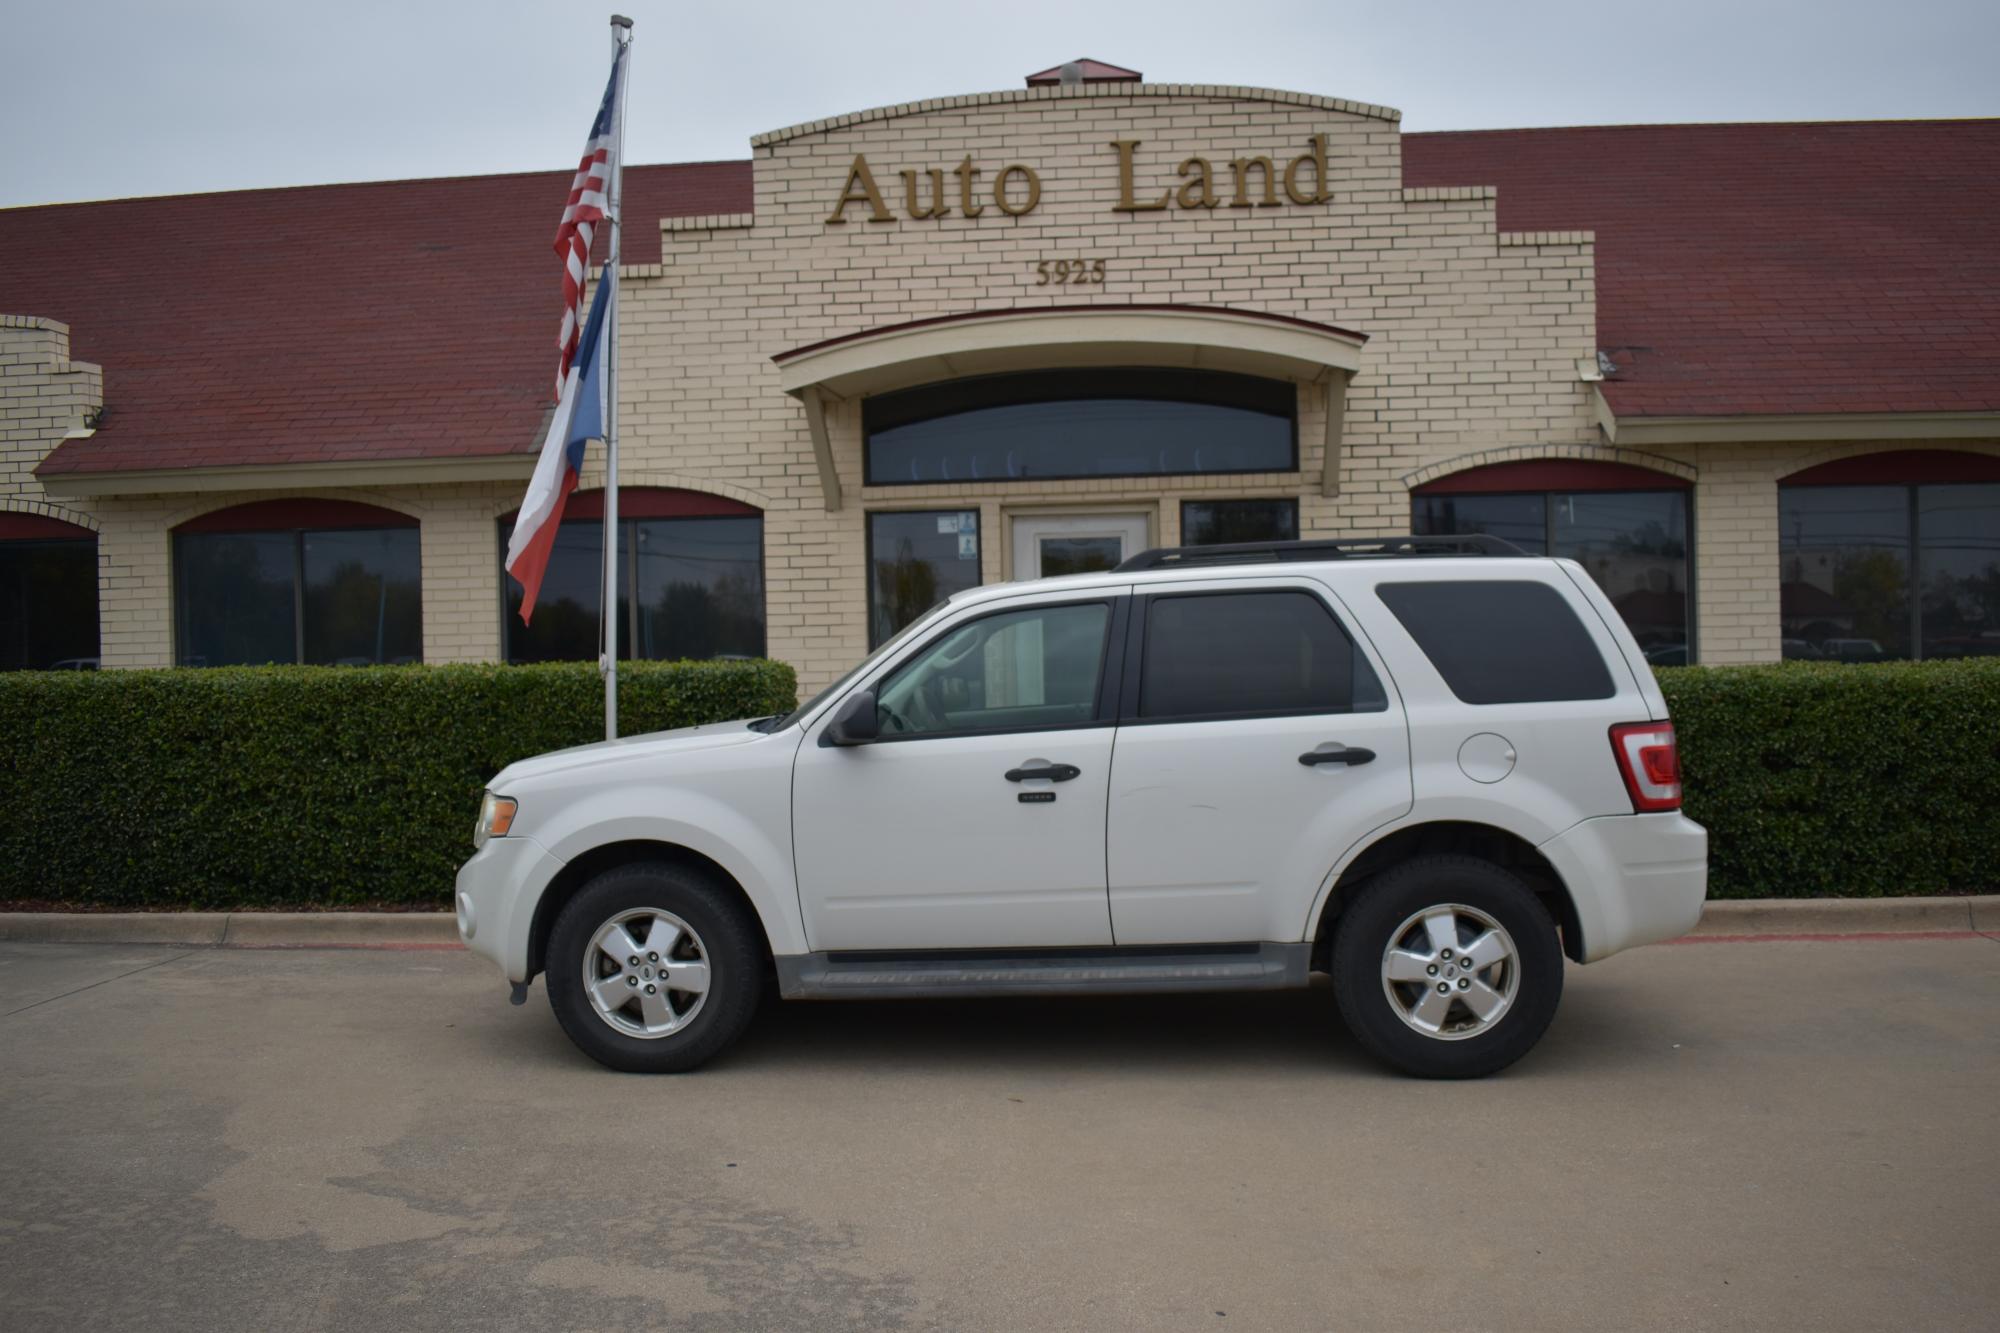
[1332,855,1563,1078]
[546,862,763,1073]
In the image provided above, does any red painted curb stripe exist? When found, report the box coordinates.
[1666,930,1985,944]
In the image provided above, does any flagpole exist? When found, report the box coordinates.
[601,14,633,741]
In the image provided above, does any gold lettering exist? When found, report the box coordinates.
[901,168,950,220]
[953,155,985,218]
[1283,134,1331,205]
[1176,156,1217,209]
[826,154,894,224]
[1229,156,1280,208]
[993,163,1041,216]
[1110,140,1170,212]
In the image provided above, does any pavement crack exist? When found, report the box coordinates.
[2,950,196,1018]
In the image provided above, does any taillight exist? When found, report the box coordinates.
[1609,721,1682,812]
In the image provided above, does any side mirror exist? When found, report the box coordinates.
[823,690,880,747]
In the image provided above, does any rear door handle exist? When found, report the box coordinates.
[1299,746,1375,767]
[1005,763,1081,782]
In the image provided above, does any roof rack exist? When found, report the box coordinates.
[1112,534,1528,572]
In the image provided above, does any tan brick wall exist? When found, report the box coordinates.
[8,86,1995,685]
[624,86,1603,693]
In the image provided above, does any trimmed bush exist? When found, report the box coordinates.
[1,656,1992,908]
[0,660,795,909]
[1658,659,2000,898]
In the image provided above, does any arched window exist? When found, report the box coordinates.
[499,488,765,664]
[1412,460,1693,664]
[863,368,1298,485]
[173,499,421,667]
[1,513,99,670]
[1778,451,2000,661]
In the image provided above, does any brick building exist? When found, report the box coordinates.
[4,64,1997,691]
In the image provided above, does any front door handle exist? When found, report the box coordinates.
[1005,763,1081,783]
[1299,746,1376,767]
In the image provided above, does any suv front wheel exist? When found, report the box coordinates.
[546,862,764,1073]
[1332,855,1563,1078]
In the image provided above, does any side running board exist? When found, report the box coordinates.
[774,943,1311,1000]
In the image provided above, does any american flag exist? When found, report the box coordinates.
[552,43,628,400]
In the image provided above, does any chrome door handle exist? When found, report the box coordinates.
[1299,746,1375,767]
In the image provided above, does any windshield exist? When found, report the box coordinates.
[754,602,948,733]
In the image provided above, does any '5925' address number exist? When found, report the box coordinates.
[1034,258,1107,285]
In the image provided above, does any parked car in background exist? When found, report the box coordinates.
[458,536,1707,1079]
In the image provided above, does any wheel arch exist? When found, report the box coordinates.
[527,839,776,982]
[1310,821,1585,967]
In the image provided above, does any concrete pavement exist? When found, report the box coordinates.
[1,934,1996,1331]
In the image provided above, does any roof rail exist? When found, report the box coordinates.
[1112,534,1528,572]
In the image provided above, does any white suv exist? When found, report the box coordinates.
[457,536,1706,1078]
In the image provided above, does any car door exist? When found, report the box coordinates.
[1106,577,1413,945]
[792,593,1127,951]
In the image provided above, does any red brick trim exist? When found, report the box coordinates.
[1780,449,2000,486]
[1413,459,1692,495]
[0,513,96,541]
[174,499,419,534]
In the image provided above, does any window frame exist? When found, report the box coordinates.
[0,534,101,671]
[1179,497,1302,547]
[496,512,767,664]
[848,594,1131,745]
[861,368,1301,487]
[1411,484,1697,665]
[1118,584,1389,726]
[864,508,984,650]
[172,523,422,667]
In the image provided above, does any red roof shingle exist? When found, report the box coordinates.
[8,162,749,477]
[1403,120,2000,419]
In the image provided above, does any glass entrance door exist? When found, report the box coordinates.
[1011,513,1151,579]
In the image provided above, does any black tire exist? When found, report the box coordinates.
[1331,854,1563,1079]
[546,861,764,1073]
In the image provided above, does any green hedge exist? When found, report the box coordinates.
[1,657,1992,908]
[1658,659,2000,898]
[0,660,796,909]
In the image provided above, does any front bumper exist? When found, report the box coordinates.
[455,834,565,983]
[1539,812,1708,962]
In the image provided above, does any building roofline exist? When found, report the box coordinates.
[750,83,1401,149]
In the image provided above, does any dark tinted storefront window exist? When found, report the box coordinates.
[502,516,765,663]
[0,539,99,669]
[868,510,981,647]
[1780,482,1999,660]
[1414,489,1691,663]
[1181,499,1300,546]
[864,369,1296,485]
[176,527,420,666]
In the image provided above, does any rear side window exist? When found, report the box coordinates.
[1138,590,1387,720]
[1376,580,1616,704]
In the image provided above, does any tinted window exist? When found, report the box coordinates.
[865,369,1296,485]
[1182,499,1300,546]
[1414,489,1690,662]
[0,539,99,670]
[1778,482,2000,661]
[868,511,981,647]
[502,516,765,663]
[876,601,1110,737]
[1376,580,1615,704]
[177,527,422,667]
[1139,590,1385,720]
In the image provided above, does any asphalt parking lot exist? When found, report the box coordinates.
[2,934,1995,1331]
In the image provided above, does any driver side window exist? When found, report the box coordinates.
[874,601,1111,738]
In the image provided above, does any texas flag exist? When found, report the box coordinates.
[505,264,612,623]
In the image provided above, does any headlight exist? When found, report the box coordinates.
[474,791,518,848]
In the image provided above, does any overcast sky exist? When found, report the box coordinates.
[3,0,1996,208]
